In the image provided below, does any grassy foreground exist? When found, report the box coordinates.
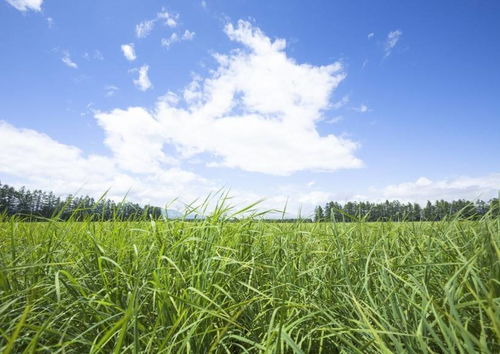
[0,209,499,352]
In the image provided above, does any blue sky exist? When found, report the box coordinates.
[1,0,499,215]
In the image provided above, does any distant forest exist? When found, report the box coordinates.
[0,182,163,221]
[0,182,498,222]
[314,197,499,222]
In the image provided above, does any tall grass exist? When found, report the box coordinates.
[0,199,499,353]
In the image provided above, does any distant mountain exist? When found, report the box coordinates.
[162,209,183,219]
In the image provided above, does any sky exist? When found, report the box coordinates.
[1,0,499,216]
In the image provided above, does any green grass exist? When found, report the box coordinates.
[0,203,499,353]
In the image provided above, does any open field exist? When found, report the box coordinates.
[1,214,499,353]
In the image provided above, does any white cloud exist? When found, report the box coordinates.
[161,33,179,48]
[182,30,195,40]
[150,20,360,175]
[0,120,213,206]
[136,10,180,39]
[325,116,343,124]
[367,32,374,39]
[95,107,176,173]
[0,121,118,193]
[120,43,136,61]
[161,30,195,48]
[201,1,207,9]
[2,119,498,216]
[384,30,402,57]
[256,174,500,216]
[132,65,152,91]
[47,17,54,28]
[373,174,500,203]
[157,10,178,28]
[61,51,78,69]
[6,0,42,11]
[136,20,155,38]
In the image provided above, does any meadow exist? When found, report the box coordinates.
[0,205,499,353]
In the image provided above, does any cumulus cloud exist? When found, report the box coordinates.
[135,20,360,175]
[384,30,402,57]
[132,65,152,91]
[95,107,176,173]
[6,0,42,11]
[0,120,213,206]
[121,43,136,61]
[61,51,78,69]
[0,121,119,193]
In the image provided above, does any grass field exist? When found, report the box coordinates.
[0,206,499,352]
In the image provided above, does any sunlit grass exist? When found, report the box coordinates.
[0,198,499,353]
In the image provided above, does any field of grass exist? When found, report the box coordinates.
[0,207,499,352]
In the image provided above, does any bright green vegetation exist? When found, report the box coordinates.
[0,211,499,352]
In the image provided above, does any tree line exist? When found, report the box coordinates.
[314,197,499,222]
[1,181,498,222]
[0,182,163,221]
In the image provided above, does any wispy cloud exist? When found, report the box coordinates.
[157,10,179,28]
[132,65,152,91]
[367,32,374,39]
[331,95,349,110]
[135,9,180,39]
[325,116,343,124]
[136,20,155,39]
[120,43,136,61]
[161,30,195,48]
[105,85,119,97]
[384,29,402,57]
[83,50,104,61]
[61,51,78,69]
[6,0,43,12]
